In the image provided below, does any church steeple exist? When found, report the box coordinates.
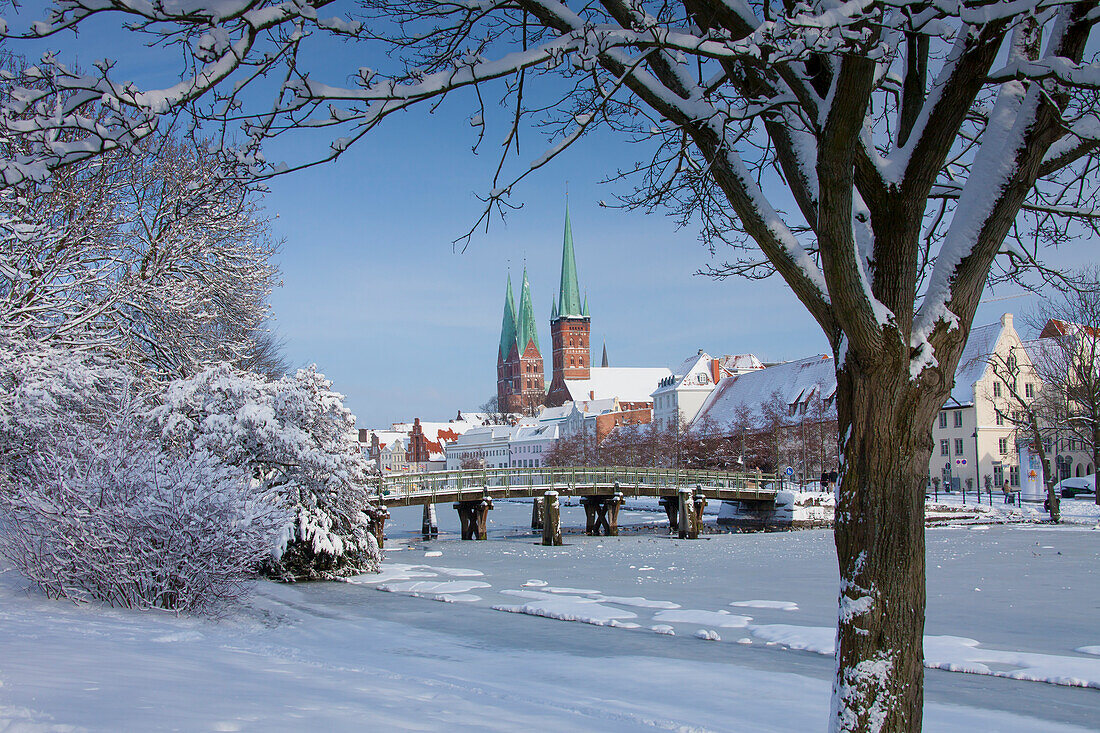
[545,200,592,407]
[497,267,545,415]
[499,273,517,360]
[516,267,539,353]
[557,202,583,318]
[601,342,609,367]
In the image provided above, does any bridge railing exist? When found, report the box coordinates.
[373,466,777,503]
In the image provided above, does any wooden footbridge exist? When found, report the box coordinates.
[369,466,777,545]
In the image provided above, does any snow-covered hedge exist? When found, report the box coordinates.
[0,339,286,614]
[0,340,381,615]
[152,364,382,581]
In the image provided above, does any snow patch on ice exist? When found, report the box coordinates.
[346,563,438,585]
[1076,646,1100,656]
[651,625,675,635]
[377,580,490,604]
[695,629,721,641]
[424,551,442,557]
[522,579,548,587]
[592,594,680,609]
[653,609,752,628]
[492,590,638,627]
[730,600,799,612]
[749,625,1100,688]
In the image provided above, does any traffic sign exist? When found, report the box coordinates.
[785,466,794,476]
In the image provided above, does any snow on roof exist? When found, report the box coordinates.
[359,430,406,450]
[1022,337,1058,370]
[448,425,517,447]
[538,404,572,422]
[947,321,1004,406]
[563,366,671,404]
[512,423,559,442]
[693,354,836,429]
[720,353,765,372]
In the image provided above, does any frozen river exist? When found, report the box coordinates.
[1,500,1097,731]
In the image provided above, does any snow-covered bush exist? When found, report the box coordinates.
[0,338,286,614]
[153,364,382,580]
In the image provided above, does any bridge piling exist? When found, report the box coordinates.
[421,503,438,539]
[607,490,624,536]
[541,491,562,546]
[659,495,679,534]
[677,488,692,539]
[454,498,493,540]
[531,498,543,531]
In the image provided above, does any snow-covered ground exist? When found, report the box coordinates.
[925,490,1100,525]
[2,501,1098,731]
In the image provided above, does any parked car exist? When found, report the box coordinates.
[1054,475,1096,498]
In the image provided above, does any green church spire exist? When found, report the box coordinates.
[498,273,517,359]
[557,202,584,318]
[516,268,540,353]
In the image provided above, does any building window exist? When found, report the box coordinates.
[954,438,964,455]
[939,413,947,429]
[999,437,1008,455]
[1009,465,1020,486]
[940,440,950,456]
[953,411,963,428]
[1025,383,1034,398]
[993,462,1003,487]
[996,412,1004,426]
[993,381,1002,397]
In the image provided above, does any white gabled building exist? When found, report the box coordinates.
[928,313,1040,495]
[652,351,724,428]
[653,351,766,429]
[379,437,409,473]
[444,425,516,469]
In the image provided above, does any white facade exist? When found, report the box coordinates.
[444,426,515,469]
[929,314,1039,494]
[509,423,559,468]
[379,437,408,473]
[557,398,618,441]
[652,351,720,428]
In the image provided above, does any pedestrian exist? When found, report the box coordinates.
[1002,480,1012,505]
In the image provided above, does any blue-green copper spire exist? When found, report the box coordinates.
[516,268,540,353]
[557,202,584,318]
[498,273,517,359]
[582,293,589,318]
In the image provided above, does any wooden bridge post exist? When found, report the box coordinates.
[369,506,389,549]
[542,491,562,546]
[421,503,438,539]
[581,496,599,535]
[531,497,544,530]
[474,497,493,540]
[689,485,706,540]
[659,494,679,534]
[677,487,692,539]
[607,488,624,537]
[454,501,473,540]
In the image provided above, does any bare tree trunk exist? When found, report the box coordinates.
[831,361,936,732]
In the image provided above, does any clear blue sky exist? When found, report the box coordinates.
[13,8,1076,427]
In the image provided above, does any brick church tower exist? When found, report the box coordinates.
[496,269,545,414]
[546,203,591,407]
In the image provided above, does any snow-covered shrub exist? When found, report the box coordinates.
[0,338,286,614]
[153,364,382,580]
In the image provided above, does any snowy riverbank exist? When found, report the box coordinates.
[2,511,1099,731]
